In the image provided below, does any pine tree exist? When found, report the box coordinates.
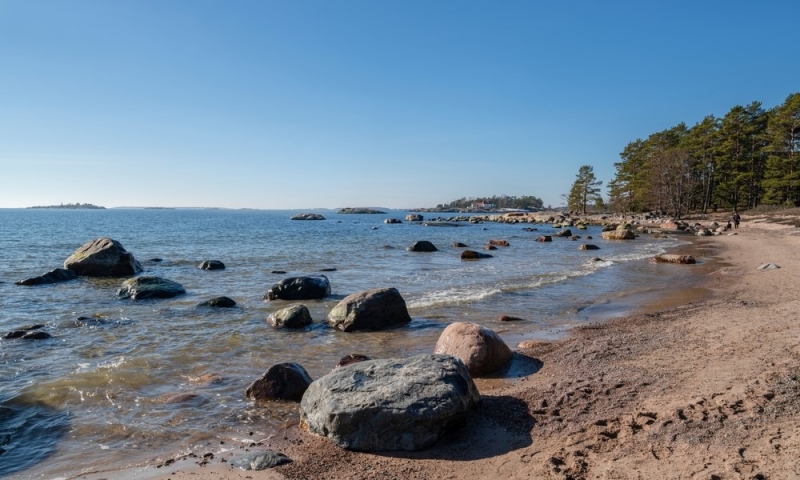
[567,165,603,214]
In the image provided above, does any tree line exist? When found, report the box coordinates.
[436,194,544,210]
[599,92,800,218]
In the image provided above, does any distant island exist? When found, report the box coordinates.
[28,203,105,210]
[412,194,544,213]
[338,208,387,214]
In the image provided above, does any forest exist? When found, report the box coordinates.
[435,194,544,211]
[606,92,800,218]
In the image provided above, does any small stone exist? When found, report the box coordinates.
[231,451,292,470]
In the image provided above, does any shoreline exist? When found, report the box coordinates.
[128,216,800,479]
[65,223,762,480]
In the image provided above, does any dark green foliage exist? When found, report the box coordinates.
[567,165,603,214]
[436,194,544,210]
[609,92,800,213]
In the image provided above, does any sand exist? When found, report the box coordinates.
[80,215,800,480]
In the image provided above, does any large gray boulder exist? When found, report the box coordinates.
[15,268,77,286]
[117,276,186,300]
[327,287,411,332]
[300,354,480,451]
[64,238,143,277]
[433,322,512,377]
[601,229,636,240]
[264,276,330,301]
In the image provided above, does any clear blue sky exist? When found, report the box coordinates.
[1,1,797,209]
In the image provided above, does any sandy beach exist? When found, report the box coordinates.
[79,214,800,480]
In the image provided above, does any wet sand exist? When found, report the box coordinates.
[77,215,800,480]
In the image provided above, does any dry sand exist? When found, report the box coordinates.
[84,215,800,480]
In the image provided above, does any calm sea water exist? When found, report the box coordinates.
[0,208,690,478]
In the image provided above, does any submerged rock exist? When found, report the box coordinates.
[197,296,237,308]
[267,305,313,329]
[407,240,438,252]
[245,363,313,402]
[117,276,186,300]
[64,237,143,277]
[198,260,225,270]
[4,325,50,340]
[487,239,510,247]
[578,244,600,251]
[264,276,331,301]
[300,354,480,451]
[15,268,77,286]
[327,287,412,332]
[536,235,552,242]
[460,250,493,260]
[653,254,696,264]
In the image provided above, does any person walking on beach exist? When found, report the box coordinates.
[733,211,741,229]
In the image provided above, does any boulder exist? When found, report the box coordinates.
[601,230,636,240]
[453,242,468,248]
[327,287,411,332]
[267,304,313,329]
[336,354,371,368]
[198,260,225,270]
[245,363,313,402]
[497,315,524,322]
[407,241,438,252]
[64,237,143,277]
[15,268,77,286]
[290,213,325,220]
[4,325,50,340]
[536,235,552,242]
[433,322,512,377]
[487,239,510,247]
[653,254,696,264]
[405,214,424,222]
[197,296,237,308]
[555,229,572,237]
[117,276,186,300]
[578,244,600,250]
[300,354,480,451]
[384,218,402,224]
[264,276,331,301]
[460,250,493,260]
[483,244,497,250]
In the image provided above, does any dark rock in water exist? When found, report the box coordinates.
[384,218,402,224]
[336,354,371,368]
[591,257,604,262]
[407,240,438,252]
[433,322,512,377]
[22,331,51,340]
[15,268,77,286]
[198,260,225,270]
[536,235,552,242]
[405,214,424,222]
[148,258,164,263]
[483,244,497,250]
[555,229,572,238]
[245,363,313,402]
[264,275,330,301]
[371,227,379,230]
[327,287,412,332]
[117,276,186,300]
[267,305,313,329]
[300,354,480,451]
[161,392,208,405]
[578,244,600,250]
[319,268,337,272]
[460,250,493,260]
[497,314,525,322]
[453,242,468,248]
[271,270,287,274]
[197,296,237,308]
[586,236,593,240]
[487,239,510,247]
[64,237,143,277]
[570,236,580,241]
[232,451,292,470]
[382,245,394,249]
[338,208,386,214]
[4,324,45,339]
[290,213,325,220]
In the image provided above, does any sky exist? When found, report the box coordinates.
[1,1,798,209]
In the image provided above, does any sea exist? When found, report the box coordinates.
[0,208,697,478]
